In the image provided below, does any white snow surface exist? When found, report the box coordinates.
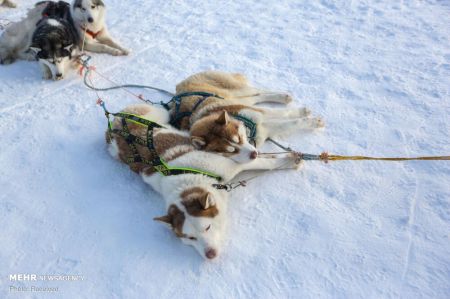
[1,0,450,298]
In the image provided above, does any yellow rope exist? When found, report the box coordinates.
[321,153,450,162]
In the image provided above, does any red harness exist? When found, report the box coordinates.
[81,27,103,39]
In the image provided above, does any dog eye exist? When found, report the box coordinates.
[226,146,235,153]
[188,236,197,241]
[205,225,211,232]
[91,5,96,9]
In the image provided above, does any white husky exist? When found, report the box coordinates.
[106,104,300,259]
[71,0,129,56]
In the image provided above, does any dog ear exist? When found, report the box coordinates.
[215,111,229,125]
[191,136,206,149]
[198,193,214,210]
[95,0,105,6]
[153,215,172,227]
[30,47,41,55]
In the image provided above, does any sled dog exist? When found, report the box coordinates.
[106,104,300,259]
[71,0,129,56]
[168,71,325,161]
[31,2,80,80]
[0,0,128,75]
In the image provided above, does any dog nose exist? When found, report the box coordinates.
[55,73,63,79]
[250,151,258,160]
[87,17,94,23]
[205,248,217,259]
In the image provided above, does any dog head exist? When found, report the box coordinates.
[31,19,79,80]
[189,111,258,163]
[71,0,105,32]
[154,186,227,259]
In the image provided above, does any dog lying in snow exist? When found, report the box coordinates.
[106,104,300,259]
[0,0,128,79]
[71,0,129,56]
[31,1,80,80]
[168,71,324,160]
[0,1,80,79]
[0,0,16,8]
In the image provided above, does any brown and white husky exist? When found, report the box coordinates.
[168,71,325,163]
[106,104,300,259]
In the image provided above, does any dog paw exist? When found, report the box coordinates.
[111,49,123,56]
[297,107,311,117]
[313,117,325,128]
[298,117,325,129]
[289,152,304,169]
[295,159,304,170]
[120,48,130,56]
[0,57,14,65]
[284,94,293,104]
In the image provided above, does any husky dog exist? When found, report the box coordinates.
[0,0,16,8]
[71,0,129,56]
[0,0,128,72]
[0,1,79,79]
[106,104,300,259]
[0,2,47,65]
[168,71,325,161]
[31,2,80,80]
[0,1,80,79]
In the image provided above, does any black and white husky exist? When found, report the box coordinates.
[0,0,128,79]
[0,1,79,79]
[30,1,80,80]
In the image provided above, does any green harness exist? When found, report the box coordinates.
[101,102,222,181]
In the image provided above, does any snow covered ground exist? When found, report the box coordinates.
[1,0,449,298]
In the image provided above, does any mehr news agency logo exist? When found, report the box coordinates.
[9,273,84,293]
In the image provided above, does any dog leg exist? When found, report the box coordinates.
[83,41,124,56]
[3,0,17,7]
[238,153,301,172]
[40,63,53,80]
[0,48,15,65]
[96,30,129,55]
[261,107,311,119]
[255,118,325,147]
[17,49,37,61]
[265,118,324,135]
[243,92,293,105]
[231,88,293,105]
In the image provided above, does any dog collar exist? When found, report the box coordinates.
[81,26,103,39]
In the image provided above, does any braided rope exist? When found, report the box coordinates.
[323,153,450,162]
